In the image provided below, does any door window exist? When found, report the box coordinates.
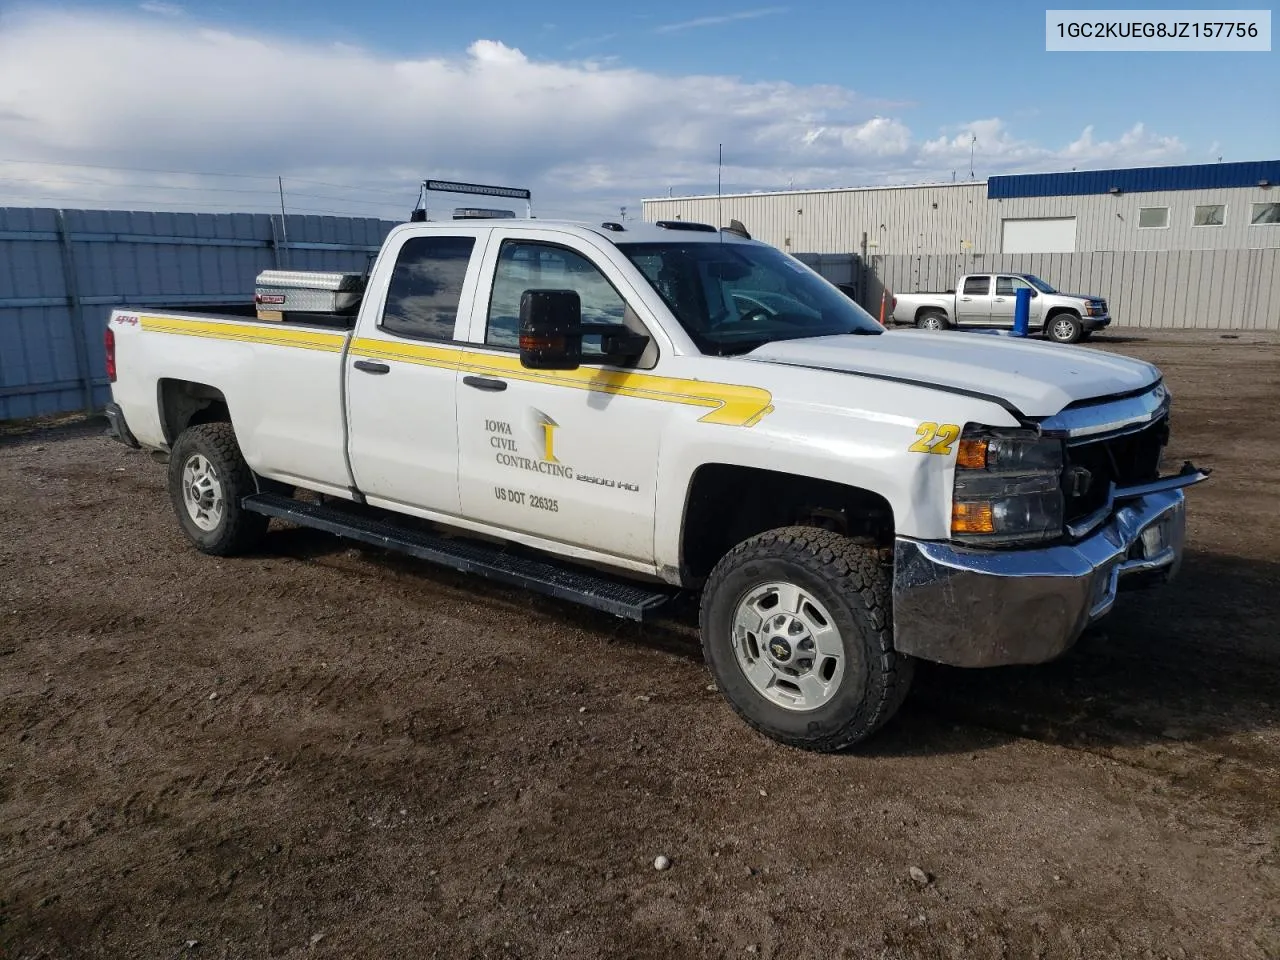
[381,235,476,341]
[962,276,991,296]
[486,240,629,360]
[995,276,1033,297]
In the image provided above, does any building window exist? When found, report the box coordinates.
[1138,207,1169,229]
[380,235,476,341]
[1193,204,1225,226]
[1252,202,1280,225]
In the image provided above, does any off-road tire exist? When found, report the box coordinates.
[699,526,914,751]
[1047,312,1084,344]
[167,422,268,556]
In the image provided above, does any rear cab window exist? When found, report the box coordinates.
[378,233,484,342]
[963,276,992,296]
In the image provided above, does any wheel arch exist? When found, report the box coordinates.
[157,378,231,446]
[1044,306,1082,322]
[678,463,895,587]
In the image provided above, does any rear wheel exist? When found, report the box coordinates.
[167,422,268,556]
[699,526,913,752]
[916,310,949,331]
[1047,313,1084,344]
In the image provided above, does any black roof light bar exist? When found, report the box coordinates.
[411,179,533,221]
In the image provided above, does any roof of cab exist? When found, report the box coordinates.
[398,218,760,245]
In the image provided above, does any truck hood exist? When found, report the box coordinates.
[743,330,1159,418]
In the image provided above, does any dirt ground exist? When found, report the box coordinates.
[2,331,1278,959]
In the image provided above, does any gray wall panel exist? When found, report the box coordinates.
[861,249,1277,332]
[1,206,399,420]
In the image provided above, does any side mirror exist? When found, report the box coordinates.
[519,289,582,370]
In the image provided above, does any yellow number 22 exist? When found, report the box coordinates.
[909,422,961,456]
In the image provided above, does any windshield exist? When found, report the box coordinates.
[1024,274,1058,294]
[617,242,882,355]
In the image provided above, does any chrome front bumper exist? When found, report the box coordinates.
[892,489,1192,668]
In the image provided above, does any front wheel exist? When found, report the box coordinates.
[167,422,268,556]
[699,527,913,751]
[1047,313,1084,344]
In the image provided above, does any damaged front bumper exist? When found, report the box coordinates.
[891,468,1210,668]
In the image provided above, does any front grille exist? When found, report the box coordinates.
[1063,417,1168,522]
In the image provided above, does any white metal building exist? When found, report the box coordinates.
[642,161,1280,256]
[641,161,1280,331]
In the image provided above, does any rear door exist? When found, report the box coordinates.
[956,275,992,325]
[345,227,490,517]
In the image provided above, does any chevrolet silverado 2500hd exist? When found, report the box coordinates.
[891,273,1112,343]
[103,206,1208,751]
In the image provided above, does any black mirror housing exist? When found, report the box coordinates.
[519,289,583,370]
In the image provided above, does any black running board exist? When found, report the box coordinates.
[241,493,674,621]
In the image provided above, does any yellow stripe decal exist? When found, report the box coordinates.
[350,337,773,427]
[136,315,772,427]
[140,315,346,353]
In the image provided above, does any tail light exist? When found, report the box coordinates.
[105,326,116,382]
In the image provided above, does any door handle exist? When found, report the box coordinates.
[354,360,390,374]
[994,297,1006,302]
[961,297,972,301]
[463,375,507,392]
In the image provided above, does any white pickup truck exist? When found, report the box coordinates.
[103,201,1209,751]
[891,273,1112,343]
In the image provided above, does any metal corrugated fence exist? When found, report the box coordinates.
[0,207,399,421]
[863,249,1280,330]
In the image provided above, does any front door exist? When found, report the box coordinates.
[455,232,665,564]
[346,228,490,516]
[956,274,992,325]
[991,275,1041,329]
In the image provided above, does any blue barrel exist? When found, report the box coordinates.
[1013,288,1032,337]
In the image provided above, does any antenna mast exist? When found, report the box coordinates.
[718,144,724,241]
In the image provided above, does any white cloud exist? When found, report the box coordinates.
[920,118,1186,178]
[138,1,184,16]
[0,8,1190,222]
[654,7,789,34]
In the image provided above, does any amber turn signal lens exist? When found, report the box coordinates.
[956,438,988,469]
[952,501,995,534]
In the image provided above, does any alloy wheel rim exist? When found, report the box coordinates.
[181,454,224,532]
[731,581,845,712]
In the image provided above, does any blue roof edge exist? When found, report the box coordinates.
[987,160,1280,199]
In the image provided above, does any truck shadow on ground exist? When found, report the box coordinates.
[869,550,1280,759]
[266,526,1279,760]
[1085,333,1150,345]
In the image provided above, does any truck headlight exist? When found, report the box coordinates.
[951,429,1064,545]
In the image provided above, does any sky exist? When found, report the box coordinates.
[0,0,1276,223]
